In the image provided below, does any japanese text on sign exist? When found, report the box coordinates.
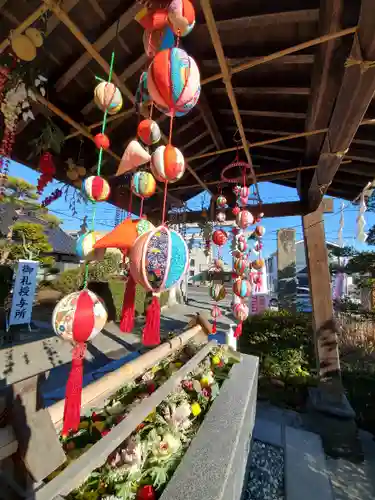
[9,260,39,327]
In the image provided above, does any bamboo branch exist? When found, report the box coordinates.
[201,26,357,85]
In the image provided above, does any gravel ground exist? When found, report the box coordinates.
[244,439,285,500]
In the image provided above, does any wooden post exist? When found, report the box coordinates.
[277,229,296,312]
[302,204,354,417]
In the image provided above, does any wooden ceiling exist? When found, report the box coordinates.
[1,0,375,218]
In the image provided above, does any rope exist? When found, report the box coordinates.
[82,49,116,288]
[345,57,375,73]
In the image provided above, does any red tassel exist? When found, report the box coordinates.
[212,319,217,334]
[120,275,136,333]
[142,295,160,346]
[62,343,86,436]
[234,322,243,338]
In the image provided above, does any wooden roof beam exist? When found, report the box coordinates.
[298,0,348,201]
[200,0,262,200]
[55,2,141,92]
[219,109,307,119]
[197,92,225,149]
[44,0,211,195]
[308,0,375,210]
[201,55,315,68]
[212,87,310,96]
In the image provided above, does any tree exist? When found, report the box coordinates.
[9,221,54,266]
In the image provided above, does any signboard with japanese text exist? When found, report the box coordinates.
[250,294,270,315]
[8,260,39,327]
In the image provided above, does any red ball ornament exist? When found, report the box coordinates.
[232,206,240,216]
[137,485,156,500]
[212,229,228,246]
[94,133,110,150]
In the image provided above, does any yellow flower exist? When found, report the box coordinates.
[212,355,221,366]
[191,402,201,416]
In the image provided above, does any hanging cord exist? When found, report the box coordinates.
[140,196,144,218]
[162,181,168,225]
[127,189,133,219]
[82,49,117,288]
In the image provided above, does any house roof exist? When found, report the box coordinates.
[0,205,77,256]
[2,1,375,216]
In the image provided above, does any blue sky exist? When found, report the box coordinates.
[9,160,375,262]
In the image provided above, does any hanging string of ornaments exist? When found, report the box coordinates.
[51,0,199,449]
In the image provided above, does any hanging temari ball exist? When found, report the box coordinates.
[233,277,252,298]
[131,171,156,198]
[94,82,123,115]
[76,231,106,261]
[216,195,227,209]
[147,47,201,117]
[252,258,265,270]
[232,302,249,323]
[130,225,188,292]
[212,229,228,246]
[137,119,161,146]
[210,283,226,301]
[52,290,107,343]
[233,256,249,275]
[216,211,226,223]
[254,225,266,237]
[151,144,185,183]
[143,26,174,58]
[236,210,254,229]
[136,71,152,109]
[82,176,111,202]
[168,0,196,36]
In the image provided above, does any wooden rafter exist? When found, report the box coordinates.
[219,109,307,119]
[197,92,225,149]
[298,0,347,201]
[43,0,212,195]
[212,87,310,96]
[308,0,375,209]
[55,2,141,92]
[200,0,259,198]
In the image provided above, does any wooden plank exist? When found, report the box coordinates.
[211,9,320,31]
[302,204,344,399]
[308,1,375,209]
[197,92,225,149]
[55,2,141,91]
[0,426,18,460]
[87,0,106,20]
[277,229,296,312]
[182,130,210,151]
[212,87,310,96]
[33,341,217,500]
[201,55,315,67]
[219,109,307,119]
[46,0,79,35]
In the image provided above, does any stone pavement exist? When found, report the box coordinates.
[0,301,233,391]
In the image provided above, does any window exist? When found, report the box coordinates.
[190,258,195,267]
[189,270,194,277]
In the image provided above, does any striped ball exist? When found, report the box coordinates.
[94,82,122,115]
[137,119,161,146]
[136,72,152,108]
[216,211,226,223]
[147,48,200,117]
[232,302,249,322]
[131,171,156,198]
[82,176,110,202]
[212,229,228,246]
[151,144,185,183]
[216,195,227,209]
[76,231,105,261]
[210,284,226,302]
[233,278,252,298]
[129,226,188,292]
[233,257,249,275]
[168,0,196,36]
[143,26,174,57]
[236,210,254,229]
[255,225,266,237]
[236,238,247,253]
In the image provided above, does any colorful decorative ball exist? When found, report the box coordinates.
[131,171,156,198]
[94,82,123,115]
[252,258,265,270]
[233,257,249,275]
[233,278,252,298]
[94,133,110,150]
[255,225,266,237]
[210,284,226,302]
[52,290,108,343]
[82,176,111,202]
[168,0,196,36]
[151,144,185,183]
[216,195,227,209]
[129,226,188,293]
[212,229,228,246]
[147,48,200,117]
[232,302,249,323]
[143,26,174,57]
[137,119,161,146]
[236,210,254,229]
[216,211,226,223]
[232,206,240,216]
[76,231,106,261]
[236,237,247,253]
[211,305,221,319]
[136,72,152,109]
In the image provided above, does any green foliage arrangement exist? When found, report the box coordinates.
[10,221,54,266]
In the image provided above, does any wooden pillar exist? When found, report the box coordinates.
[302,204,345,405]
[277,229,296,312]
